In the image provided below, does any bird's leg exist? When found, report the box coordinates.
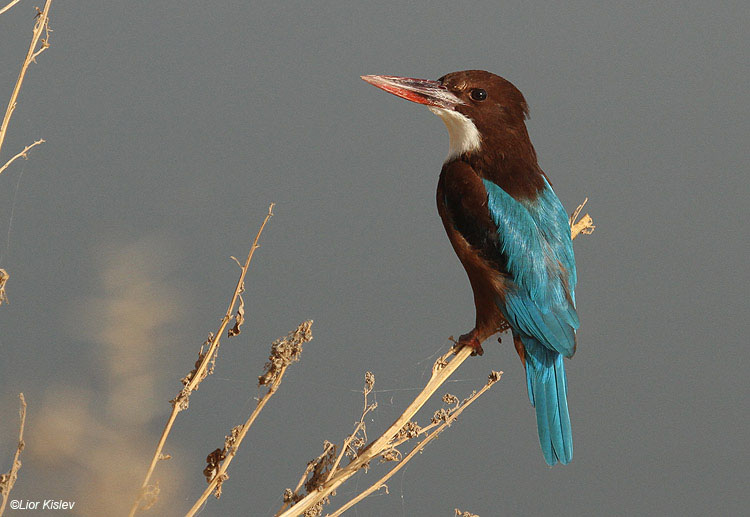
[457,328,484,356]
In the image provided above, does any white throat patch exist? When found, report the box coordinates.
[428,107,482,160]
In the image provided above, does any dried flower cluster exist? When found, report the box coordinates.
[259,320,314,386]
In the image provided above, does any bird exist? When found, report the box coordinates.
[361,70,579,466]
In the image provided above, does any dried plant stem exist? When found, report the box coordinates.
[0,269,8,306]
[0,393,27,517]
[0,0,21,17]
[328,374,501,517]
[185,361,286,516]
[0,0,52,160]
[186,321,313,516]
[0,139,44,176]
[570,198,595,239]
[277,345,474,517]
[129,203,275,516]
[280,205,592,516]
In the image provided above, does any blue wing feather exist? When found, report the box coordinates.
[482,177,579,356]
[482,177,578,465]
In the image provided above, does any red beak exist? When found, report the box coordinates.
[361,75,462,110]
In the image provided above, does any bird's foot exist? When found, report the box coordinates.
[456,329,484,356]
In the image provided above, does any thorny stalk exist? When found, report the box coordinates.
[278,202,592,517]
[129,203,275,516]
[328,372,502,517]
[0,0,52,162]
[185,321,313,517]
[0,393,27,517]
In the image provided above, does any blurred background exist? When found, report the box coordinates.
[0,1,748,515]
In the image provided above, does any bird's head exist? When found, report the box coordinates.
[361,70,530,160]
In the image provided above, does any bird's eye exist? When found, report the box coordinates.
[470,88,487,101]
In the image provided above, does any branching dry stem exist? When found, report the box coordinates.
[0,139,44,176]
[185,321,314,517]
[328,372,502,517]
[0,0,52,161]
[0,393,27,517]
[129,203,275,516]
[277,344,474,517]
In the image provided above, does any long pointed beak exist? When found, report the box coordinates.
[361,74,462,110]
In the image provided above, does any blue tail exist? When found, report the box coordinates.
[523,336,573,465]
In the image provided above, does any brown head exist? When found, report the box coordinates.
[362,70,543,195]
[361,70,532,161]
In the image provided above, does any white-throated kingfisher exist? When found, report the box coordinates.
[362,70,579,466]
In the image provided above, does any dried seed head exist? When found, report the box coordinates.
[395,421,421,440]
[442,393,459,405]
[432,408,451,424]
[364,371,375,392]
[258,321,314,386]
[488,370,503,384]
[380,448,401,462]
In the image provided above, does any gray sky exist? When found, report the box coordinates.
[1,1,748,515]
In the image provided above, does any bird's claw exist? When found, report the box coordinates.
[457,330,484,356]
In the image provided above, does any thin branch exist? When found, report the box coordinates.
[129,203,275,516]
[0,0,21,17]
[327,372,376,481]
[0,139,44,176]
[185,321,314,517]
[0,393,27,517]
[280,441,336,516]
[277,344,475,517]
[0,0,53,159]
[328,372,502,517]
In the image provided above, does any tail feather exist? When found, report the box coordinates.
[523,336,573,465]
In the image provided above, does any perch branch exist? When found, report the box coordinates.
[277,345,474,517]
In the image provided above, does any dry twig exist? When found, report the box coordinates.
[328,373,502,517]
[0,0,52,161]
[277,345,474,517]
[185,321,314,516]
[0,393,27,517]
[0,139,44,176]
[570,197,595,238]
[129,203,275,516]
[454,510,480,517]
[0,0,21,18]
